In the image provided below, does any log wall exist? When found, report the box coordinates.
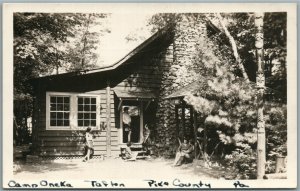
[32,36,173,157]
[33,88,120,157]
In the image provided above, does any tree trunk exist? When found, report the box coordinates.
[80,14,92,69]
[215,13,250,82]
[255,12,266,179]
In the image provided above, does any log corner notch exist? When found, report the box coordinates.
[106,80,111,157]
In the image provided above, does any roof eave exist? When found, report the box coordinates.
[31,25,174,81]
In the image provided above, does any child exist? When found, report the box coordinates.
[122,142,138,161]
[83,127,94,162]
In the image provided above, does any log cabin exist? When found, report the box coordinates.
[30,14,219,158]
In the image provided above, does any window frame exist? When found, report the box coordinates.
[49,94,71,128]
[76,95,99,128]
[46,92,100,130]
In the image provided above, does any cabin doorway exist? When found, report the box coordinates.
[120,101,143,144]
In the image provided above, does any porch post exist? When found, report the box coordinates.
[193,110,198,158]
[119,99,123,144]
[181,100,185,136]
[175,105,179,139]
[106,81,111,156]
[139,101,144,143]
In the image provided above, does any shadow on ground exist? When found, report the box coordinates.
[13,157,223,180]
[14,160,79,174]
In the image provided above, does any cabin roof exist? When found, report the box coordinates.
[34,25,173,81]
[33,19,221,82]
[114,90,157,100]
[83,26,173,74]
[164,76,280,100]
[164,77,208,99]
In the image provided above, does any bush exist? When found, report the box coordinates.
[225,147,257,179]
[266,105,287,172]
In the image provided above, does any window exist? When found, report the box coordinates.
[50,96,70,127]
[176,104,193,138]
[78,97,97,127]
[46,92,100,130]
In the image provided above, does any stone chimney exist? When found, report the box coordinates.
[172,14,207,88]
[155,14,208,157]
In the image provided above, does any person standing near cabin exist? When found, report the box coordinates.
[142,124,151,154]
[123,107,132,143]
[83,127,94,162]
[143,124,150,144]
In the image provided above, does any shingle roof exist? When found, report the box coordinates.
[164,76,281,100]
[34,25,173,80]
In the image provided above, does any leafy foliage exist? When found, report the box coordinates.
[65,13,110,72]
[182,34,259,172]
[225,147,257,179]
[148,12,287,178]
[13,13,109,144]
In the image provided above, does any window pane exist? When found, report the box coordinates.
[78,105,83,111]
[50,112,56,119]
[78,113,83,119]
[91,98,96,104]
[91,113,96,119]
[64,112,69,119]
[84,105,90,111]
[186,108,190,117]
[57,112,63,119]
[64,104,69,111]
[91,120,96,126]
[64,120,69,126]
[78,120,83,126]
[78,98,83,104]
[84,120,90,126]
[84,113,90,119]
[50,104,56,111]
[57,104,63,111]
[57,97,63,103]
[57,120,63,126]
[84,98,90,104]
[64,97,69,104]
[91,105,96,111]
[50,97,56,104]
[50,120,56,126]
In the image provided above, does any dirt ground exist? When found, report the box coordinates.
[13,157,219,181]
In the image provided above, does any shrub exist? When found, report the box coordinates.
[225,147,257,179]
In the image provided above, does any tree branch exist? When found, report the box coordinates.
[215,13,250,82]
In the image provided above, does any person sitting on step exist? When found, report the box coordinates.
[173,137,194,166]
[122,142,138,161]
